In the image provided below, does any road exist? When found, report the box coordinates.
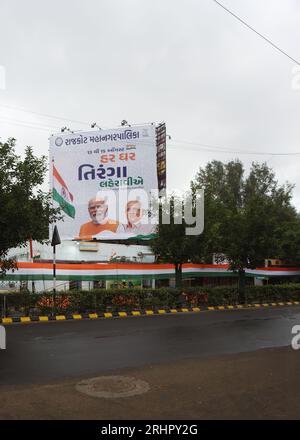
[1,306,300,419]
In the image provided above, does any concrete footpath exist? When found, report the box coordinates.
[0,346,299,420]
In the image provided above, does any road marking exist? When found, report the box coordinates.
[73,314,82,320]
[20,317,31,323]
[39,316,49,322]
[3,299,299,326]
[89,313,98,319]
[56,315,66,321]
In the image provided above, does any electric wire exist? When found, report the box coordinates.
[211,0,300,66]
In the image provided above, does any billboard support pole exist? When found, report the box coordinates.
[51,226,61,317]
[53,244,56,315]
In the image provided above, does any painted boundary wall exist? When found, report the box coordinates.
[2,262,300,281]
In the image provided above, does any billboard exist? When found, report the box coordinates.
[49,124,159,241]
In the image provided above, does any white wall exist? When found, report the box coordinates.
[8,240,155,263]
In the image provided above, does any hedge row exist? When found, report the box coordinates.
[0,285,300,316]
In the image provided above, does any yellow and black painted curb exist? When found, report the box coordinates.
[1,301,300,325]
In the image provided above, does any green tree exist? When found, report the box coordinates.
[0,138,60,273]
[150,194,197,290]
[278,213,300,264]
[192,160,299,301]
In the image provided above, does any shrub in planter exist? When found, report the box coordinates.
[3,284,300,314]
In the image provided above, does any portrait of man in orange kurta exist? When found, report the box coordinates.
[78,197,118,240]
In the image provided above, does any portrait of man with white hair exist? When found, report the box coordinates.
[78,196,118,240]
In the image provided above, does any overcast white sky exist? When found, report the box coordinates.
[0,0,300,207]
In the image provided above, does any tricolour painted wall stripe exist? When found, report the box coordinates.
[1,262,300,281]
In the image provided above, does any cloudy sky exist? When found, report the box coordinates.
[0,0,300,206]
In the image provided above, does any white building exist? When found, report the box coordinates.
[5,240,155,293]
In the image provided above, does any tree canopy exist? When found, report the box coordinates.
[0,138,59,273]
[150,193,197,289]
[191,160,300,298]
[192,160,299,266]
[151,159,300,295]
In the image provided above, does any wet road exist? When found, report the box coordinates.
[1,306,300,386]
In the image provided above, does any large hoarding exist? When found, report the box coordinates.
[49,124,160,241]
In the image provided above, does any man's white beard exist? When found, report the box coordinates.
[95,211,108,224]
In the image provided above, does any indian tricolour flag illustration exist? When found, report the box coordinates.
[52,165,76,219]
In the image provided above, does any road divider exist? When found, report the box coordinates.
[1,301,299,325]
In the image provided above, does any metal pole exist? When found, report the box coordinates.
[51,224,61,317]
[29,238,33,259]
[53,244,56,316]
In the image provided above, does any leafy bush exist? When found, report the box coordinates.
[0,284,300,316]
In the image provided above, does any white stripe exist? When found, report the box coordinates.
[7,267,300,278]
[53,174,72,203]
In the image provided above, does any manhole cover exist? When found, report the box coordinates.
[75,375,150,398]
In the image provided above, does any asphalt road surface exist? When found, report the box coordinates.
[1,306,300,419]
[1,306,300,385]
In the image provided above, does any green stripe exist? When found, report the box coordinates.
[53,188,75,219]
[127,233,158,240]
[0,271,239,281]
[0,271,293,282]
